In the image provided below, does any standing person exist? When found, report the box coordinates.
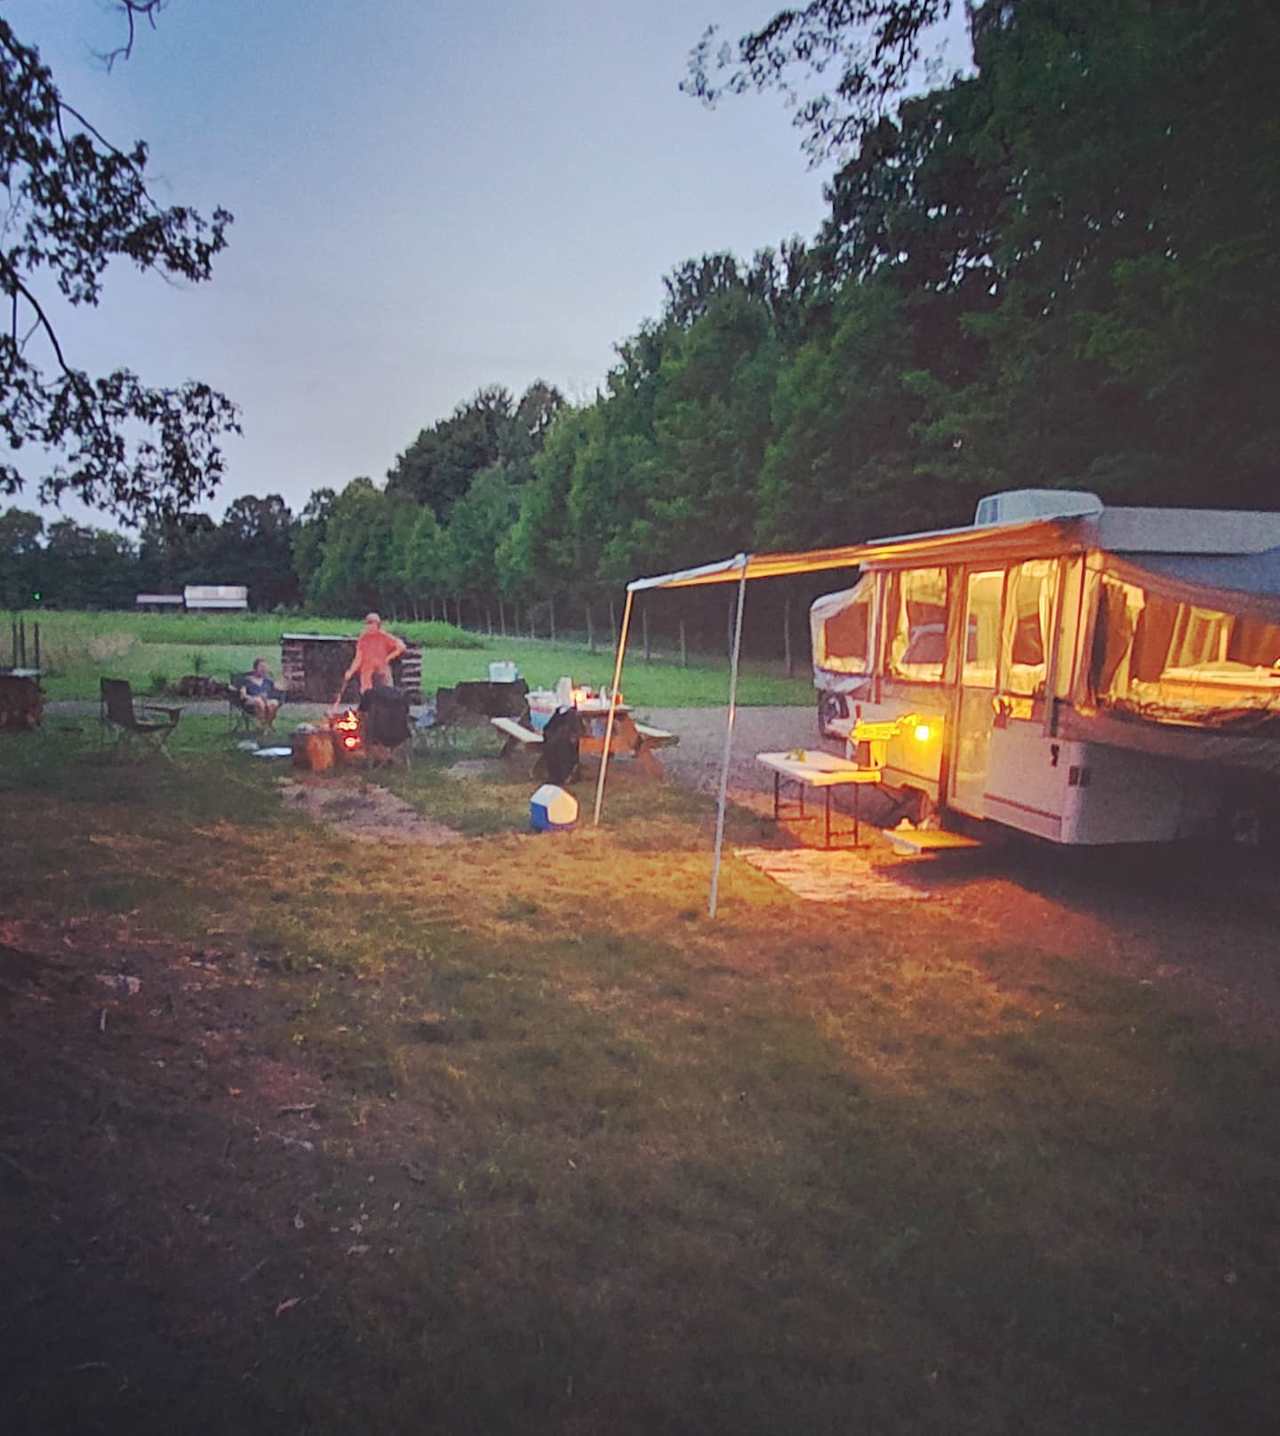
[333,612,407,707]
[239,657,284,730]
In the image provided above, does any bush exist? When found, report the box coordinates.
[148,670,171,695]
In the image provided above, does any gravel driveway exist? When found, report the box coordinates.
[638,703,830,812]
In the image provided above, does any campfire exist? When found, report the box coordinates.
[328,707,364,759]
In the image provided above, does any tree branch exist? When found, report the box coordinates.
[98,2,166,73]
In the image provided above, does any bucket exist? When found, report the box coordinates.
[291,724,335,772]
[530,784,578,832]
[489,661,519,683]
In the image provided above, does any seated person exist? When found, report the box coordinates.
[358,673,411,764]
[239,657,284,730]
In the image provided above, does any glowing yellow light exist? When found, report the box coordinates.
[913,722,932,743]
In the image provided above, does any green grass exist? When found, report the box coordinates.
[3,722,1275,1433]
[8,607,815,707]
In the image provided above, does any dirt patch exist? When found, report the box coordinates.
[277,776,457,845]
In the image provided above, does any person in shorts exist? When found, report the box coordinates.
[240,657,283,730]
[334,613,407,707]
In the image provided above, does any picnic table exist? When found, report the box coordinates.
[492,703,677,774]
[756,749,883,848]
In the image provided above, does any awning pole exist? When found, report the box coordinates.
[592,587,635,826]
[708,563,748,918]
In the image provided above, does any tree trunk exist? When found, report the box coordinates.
[609,599,617,647]
[549,595,556,643]
[642,605,650,663]
[529,605,535,640]
[679,618,687,668]
[455,596,463,629]
[499,599,506,637]
[586,604,594,653]
[486,606,493,636]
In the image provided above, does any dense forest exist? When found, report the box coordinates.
[5,0,1277,643]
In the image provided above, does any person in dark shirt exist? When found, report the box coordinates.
[239,658,283,730]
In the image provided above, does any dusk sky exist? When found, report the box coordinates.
[9,0,969,531]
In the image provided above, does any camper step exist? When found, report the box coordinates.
[887,827,984,855]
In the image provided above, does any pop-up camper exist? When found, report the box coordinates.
[811,490,1280,845]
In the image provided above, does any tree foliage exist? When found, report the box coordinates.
[10,2,1275,633]
[683,0,955,162]
[0,7,239,522]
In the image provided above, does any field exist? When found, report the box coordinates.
[3,608,813,707]
[2,707,1278,1435]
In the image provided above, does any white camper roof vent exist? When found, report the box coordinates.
[973,489,1102,527]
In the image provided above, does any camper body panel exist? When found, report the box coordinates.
[856,683,948,800]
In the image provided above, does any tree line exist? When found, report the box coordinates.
[6,2,1277,650]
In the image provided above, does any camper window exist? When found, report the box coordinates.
[962,571,1002,686]
[819,575,873,673]
[1002,559,1056,697]
[888,568,949,682]
[1091,574,1280,725]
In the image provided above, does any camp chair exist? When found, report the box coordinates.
[416,687,462,753]
[229,672,257,735]
[361,685,413,770]
[100,678,183,761]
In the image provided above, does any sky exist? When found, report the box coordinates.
[7,0,970,533]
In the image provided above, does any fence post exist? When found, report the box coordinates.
[783,593,793,677]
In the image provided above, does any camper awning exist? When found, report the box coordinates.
[625,516,1090,592]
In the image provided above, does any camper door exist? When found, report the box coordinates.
[951,570,1002,816]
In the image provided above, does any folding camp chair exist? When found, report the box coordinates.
[100,678,183,761]
[229,672,257,735]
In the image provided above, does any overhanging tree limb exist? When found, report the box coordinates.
[682,0,955,161]
[0,9,238,523]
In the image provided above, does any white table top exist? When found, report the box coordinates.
[756,750,883,786]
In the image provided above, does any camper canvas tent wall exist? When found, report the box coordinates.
[597,491,1280,917]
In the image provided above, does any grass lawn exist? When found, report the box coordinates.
[1,717,1278,1434]
[7,608,813,707]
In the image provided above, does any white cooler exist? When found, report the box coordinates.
[530,784,578,832]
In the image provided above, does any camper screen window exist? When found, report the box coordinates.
[1093,574,1280,726]
[1003,560,1056,696]
[888,568,949,682]
[824,587,871,670]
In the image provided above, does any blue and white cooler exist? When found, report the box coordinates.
[530,784,578,833]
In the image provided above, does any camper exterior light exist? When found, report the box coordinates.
[913,722,932,743]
